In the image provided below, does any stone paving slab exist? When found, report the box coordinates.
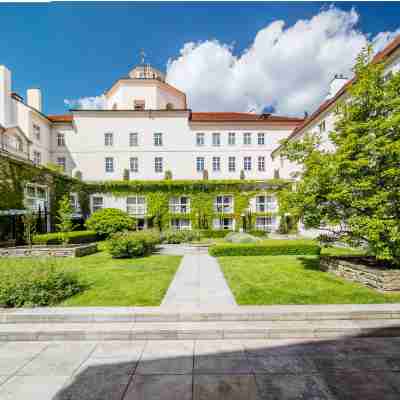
[0,339,399,399]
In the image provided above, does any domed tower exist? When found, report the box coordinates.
[105,52,186,110]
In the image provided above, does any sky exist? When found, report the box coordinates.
[1,2,399,116]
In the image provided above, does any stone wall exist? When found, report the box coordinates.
[320,256,400,292]
[0,243,97,258]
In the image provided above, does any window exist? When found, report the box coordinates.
[169,196,190,214]
[171,218,191,230]
[196,133,205,146]
[228,132,236,146]
[33,124,40,141]
[196,157,205,172]
[24,183,48,211]
[130,157,138,173]
[129,132,138,147]
[318,120,326,133]
[126,196,146,216]
[214,195,233,213]
[256,195,276,212]
[92,196,103,213]
[213,217,233,230]
[228,156,236,172]
[255,216,276,232]
[243,132,251,145]
[57,157,66,172]
[243,156,252,171]
[212,132,221,146]
[33,151,41,165]
[212,157,221,172]
[154,157,163,173]
[258,156,265,172]
[134,100,145,110]
[57,133,65,147]
[105,157,114,172]
[69,193,79,212]
[104,132,113,146]
[257,132,265,145]
[154,132,163,146]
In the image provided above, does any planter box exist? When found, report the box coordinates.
[0,243,98,258]
[320,255,400,292]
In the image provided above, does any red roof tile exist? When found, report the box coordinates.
[190,112,304,124]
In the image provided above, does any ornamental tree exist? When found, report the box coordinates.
[280,47,400,265]
[56,194,75,244]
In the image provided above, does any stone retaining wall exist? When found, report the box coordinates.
[320,256,400,292]
[0,243,98,258]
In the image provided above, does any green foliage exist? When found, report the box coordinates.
[209,240,321,256]
[280,46,400,265]
[202,169,209,180]
[164,170,173,180]
[46,162,64,174]
[85,208,135,238]
[161,229,201,244]
[32,230,97,245]
[22,211,36,247]
[200,229,232,238]
[248,230,269,238]
[123,169,130,181]
[56,194,75,244]
[108,230,161,258]
[74,170,82,180]
[224,232,261,243]
[0,259,84,307]
[240,170,245,180]
[278,214,298,234]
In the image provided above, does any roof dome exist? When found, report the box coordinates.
[128,64,165,82]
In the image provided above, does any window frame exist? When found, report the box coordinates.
[214,195,233,213]
[57,133,65,147]
[126,196,147,216]
[129,157,138,173]
[257,132,265,145]
[212,132,221,147]
[105,157,114,173]
[154,156,163,173]
[129,132,138,147]
[212,156,221,172]
[228,156,236,172]
[243,156,252,171]
[243,132,252,145]
[154,132,163,146]
[196,132,205,146]
[258,156,265,172]
[196,157,205,172]
[57,156,66,172]
[104,132,113,146]
[228,132,236,146]
[169,196,190,214]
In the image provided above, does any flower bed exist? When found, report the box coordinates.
[0,243,98,258]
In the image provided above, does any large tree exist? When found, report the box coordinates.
[280,47,400,265]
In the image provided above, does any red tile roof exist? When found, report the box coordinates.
[47,114,73,123]
[273,34,400,154]
[190,112,304,124]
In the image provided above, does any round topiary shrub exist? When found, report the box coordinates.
[224,232,261,244]
[85,208,135,238]
[161,229,201,244]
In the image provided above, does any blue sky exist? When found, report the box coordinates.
[1,2,399,115]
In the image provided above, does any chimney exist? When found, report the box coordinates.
[325,74,348,100]
[0,65,12,127]
[27,88,42,112]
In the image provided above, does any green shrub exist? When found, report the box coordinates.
[33,230,97,245]
[200,230,233,239]
[0,260,84,307]
[209,240,321,257]
[85,208,135,238]
[224,232,261,244]
[108,230,161,258]
[161,229,201,244]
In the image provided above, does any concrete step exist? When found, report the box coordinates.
[1,304,400,324]
[1,319,400,341]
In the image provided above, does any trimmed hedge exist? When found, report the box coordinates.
[200,230,233,238]
[161,229,201,244]
[209,240,321,257]
[33,230,97,245]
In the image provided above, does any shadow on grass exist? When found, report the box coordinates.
[297,256,321,271]
[48,326,400,400]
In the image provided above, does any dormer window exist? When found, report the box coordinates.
[134,100,145,110]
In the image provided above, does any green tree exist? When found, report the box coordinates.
[22,211,37,247]
[56,194,75,244]
[280,46,400,265]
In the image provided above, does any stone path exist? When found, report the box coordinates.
[1,338,400,399]
[161,250,236,307]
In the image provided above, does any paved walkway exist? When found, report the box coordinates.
[1,338,400,399]
[161,250,236,307]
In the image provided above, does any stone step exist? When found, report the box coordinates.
[1,304,400,324]
[0,319,400,341]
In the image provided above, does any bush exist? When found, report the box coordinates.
[85,208,135,238]
[108,230,161,258]
[161,229,201,244]
[0,260,84,307]
[32,230,97,245]
[224,232,261,244]
[209,240,321,257]
[199,230,233,239]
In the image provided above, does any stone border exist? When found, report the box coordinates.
[0,243,98,258]
[320,255,400,292]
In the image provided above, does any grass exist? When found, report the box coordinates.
[218,253,400,305]
[0,246,181,307]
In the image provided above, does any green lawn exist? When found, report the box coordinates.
[0,249,182,307]
[218,253,400,305]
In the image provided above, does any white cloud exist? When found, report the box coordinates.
[64,95,106,110]
[166,7,399,116]
[372,29,400,54]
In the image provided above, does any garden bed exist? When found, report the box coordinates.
[320,255,400,292]
[0,243,98,258]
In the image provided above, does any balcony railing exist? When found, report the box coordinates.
[0,142,30,161]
